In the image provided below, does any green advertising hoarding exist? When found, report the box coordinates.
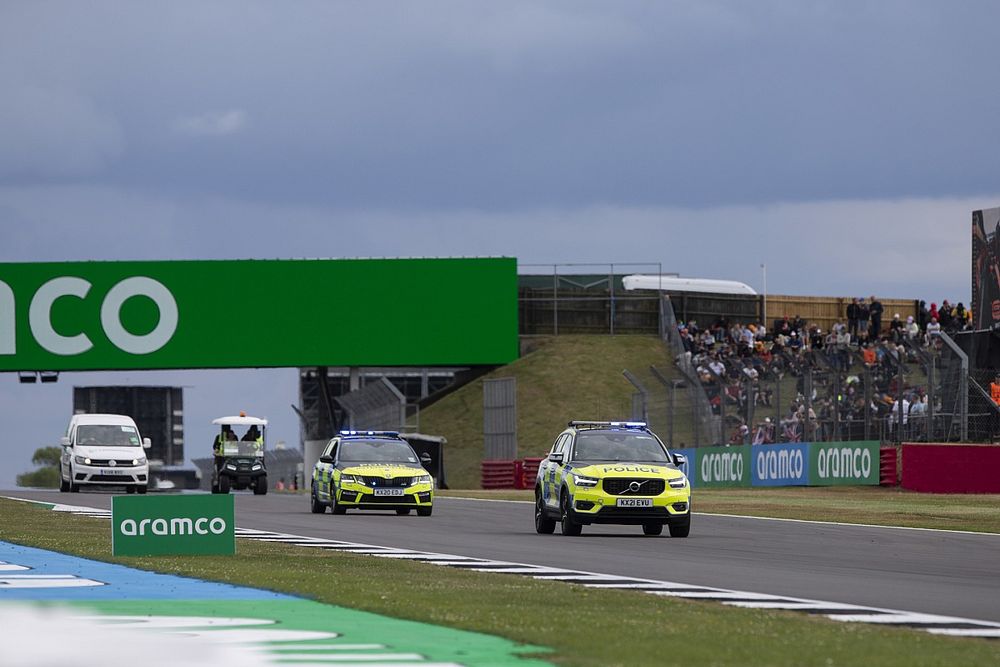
[0,257,517,371]
[809,441,880,486]
[693,445,750,488]
[112,494,235,556]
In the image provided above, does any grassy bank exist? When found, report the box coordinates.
[1,498,999,667]
[421,335,674,488]
[438,487,1000,534]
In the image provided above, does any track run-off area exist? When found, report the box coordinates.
[7,488,1000,636]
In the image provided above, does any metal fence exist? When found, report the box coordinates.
[519,263,667,335]
[335,377,407,431]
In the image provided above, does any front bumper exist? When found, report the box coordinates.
[73,463,148,485]
[568,487,690,525]
[337,483,434,509]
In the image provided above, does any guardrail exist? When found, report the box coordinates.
[481,457,547,490]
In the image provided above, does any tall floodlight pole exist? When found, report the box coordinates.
[761,263,767,328]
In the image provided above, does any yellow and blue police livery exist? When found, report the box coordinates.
[535,421,691,537]
[311,431,434,516]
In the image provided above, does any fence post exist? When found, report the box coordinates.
[896,354,905,444]
[926,357,935,442]
[622,370,649,423]
[864,367,873,441]
[804,368,813,441]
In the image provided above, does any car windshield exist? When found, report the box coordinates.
[339,439,418,464]
[76,424,141,447]
[572,431,670,463]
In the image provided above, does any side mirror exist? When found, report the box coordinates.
[549,452,564,464]
[142,437,152,450]
[60,436,71,447]
[419,453,432,465]
[673,453,687,467]
[319,455,334,464]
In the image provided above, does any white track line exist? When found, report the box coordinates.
[11,496,1000,640]
[436,495,1000,537]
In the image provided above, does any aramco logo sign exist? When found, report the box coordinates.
[0,276,177,356]
[0,258,518,371]
[112,494,234,556]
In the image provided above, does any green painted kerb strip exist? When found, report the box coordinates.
[0,257,518,370]
[63,599,553,667]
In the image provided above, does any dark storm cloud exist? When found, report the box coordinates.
[2,1,998,208]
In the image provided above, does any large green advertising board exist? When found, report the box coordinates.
[112,494,235,556]
[0,257,517,371]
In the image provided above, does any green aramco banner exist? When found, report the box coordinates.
[0,257,518,371]
[112,494,235,556]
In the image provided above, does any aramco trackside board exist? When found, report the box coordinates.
[0,257,518,371]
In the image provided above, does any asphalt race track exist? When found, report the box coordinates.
[8,489,1000,623]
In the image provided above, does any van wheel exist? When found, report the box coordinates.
[69,479,80,493]
[136,485,147,495]
[219,476,231,494]
[126,485,136,494]
[416,506,432,517]
[59,469,69,493]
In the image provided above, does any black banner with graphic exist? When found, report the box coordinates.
[972,207,1000,330]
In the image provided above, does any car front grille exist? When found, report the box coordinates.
[359,494,416,504]
[361,476,412,488]
[90,475,136,482]
[602,478,666,496]
[87,459,140,467]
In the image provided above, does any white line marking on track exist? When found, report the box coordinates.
[437,495,1000,537]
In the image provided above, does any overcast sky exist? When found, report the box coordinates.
[2,1,999,487]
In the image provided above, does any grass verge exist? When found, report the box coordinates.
[1,498,999,667]
[438,487,1000,534]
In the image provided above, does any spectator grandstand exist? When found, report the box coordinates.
[672,295,982,446]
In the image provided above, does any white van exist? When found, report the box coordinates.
[59,414,151,494]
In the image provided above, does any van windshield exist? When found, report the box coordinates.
[76,425,141,447]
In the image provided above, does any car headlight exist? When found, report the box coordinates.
[415,474,433,485]
[572,474,599,487]
[251,463,262,471]
[340,474,358,485]
[225,463,237,470]
[133,458,146,466]
[668,477,688,489]
[74,456,91,465]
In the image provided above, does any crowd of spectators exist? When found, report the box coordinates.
[674,296,970,445]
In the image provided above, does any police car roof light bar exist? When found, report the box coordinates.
[568,420,647,429]
[339,430,400,437]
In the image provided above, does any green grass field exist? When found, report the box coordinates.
[438,486,1000,534]
[2,497,999,667]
